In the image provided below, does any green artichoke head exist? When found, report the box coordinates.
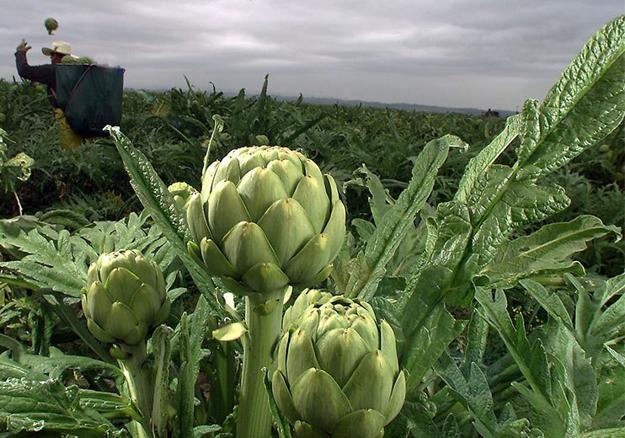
[187,146,346,296]
[82,250,170,346]
[44,17,59,34]
[273,295,406,438]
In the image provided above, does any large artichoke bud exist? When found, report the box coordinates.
[82,250,170,346]
[273,295,406,438]
[187,146,346,296]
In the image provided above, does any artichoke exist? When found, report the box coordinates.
[61,56,94,65]
[168,181,198,213]
[272,294,406,438]
[283,288,333,330]
[44,18,58,35]
[187,146,346,296]
[82,250,170,346]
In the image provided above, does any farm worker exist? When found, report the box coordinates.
[15,39,82,150]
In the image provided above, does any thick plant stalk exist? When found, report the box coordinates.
[237,291,285,438]
[118,342,154,438]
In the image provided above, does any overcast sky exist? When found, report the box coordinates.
[1,0,623,109]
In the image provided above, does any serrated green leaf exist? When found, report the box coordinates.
[151,325,173,437]
[107,127,224,316]
[476,289,563,434]
[470,176,570,268]
[18,350,120,380]
[455,114,523,204]
[462,312,489,378]
[518,15,625,176]
[425,201,472,271]
[77,389,138,421]
[517,99,541,163]
[520,279,573,330]
[436,355,498,437]
[194,424,222,437]
[0,379,117,436]
[350,134,457,300]
[606,346,625,368]
[399,266,465,390]
[175,296,212,437]
[594,365,625,429]
[477,216,620,289]
[581,428,625,438]
[589,287,625,345]
[543,320,597,430]
[0,225,86,296]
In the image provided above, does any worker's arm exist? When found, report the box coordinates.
[15,40,55,88]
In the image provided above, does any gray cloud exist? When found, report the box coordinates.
[1,0,623,109]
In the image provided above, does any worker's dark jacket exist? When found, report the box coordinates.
[15,51,59,108]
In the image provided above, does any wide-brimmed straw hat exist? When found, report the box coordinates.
[42,41,74,56]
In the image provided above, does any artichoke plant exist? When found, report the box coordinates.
[186,146,346,296]
[81,250,170,346]
[273,294,406,438]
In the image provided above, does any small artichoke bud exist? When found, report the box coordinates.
[168,181,198,213]
[187,146,346,296]
[44,18,59,35]
[273,295,406,438]
[82,250,170,346]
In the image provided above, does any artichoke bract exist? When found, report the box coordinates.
[273,295,406,438]
[82,250,170,346]
[283,288,333,330]
[187,146,346,296]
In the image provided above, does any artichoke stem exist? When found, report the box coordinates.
[119,342,155,438]
[237,292,285,438]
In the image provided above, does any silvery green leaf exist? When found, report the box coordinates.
[477,216,620,289]
[521,280,574,331]
[436,355,498,437]
[399,266,465,390]
[470,175,570,268]
[593,365,625,429]
[462,312,489,378]
[0,379,118,436]
[351,134,456,300]
[476,289,566,436]
[606,346,625,368]
[517,15,625,176]
[455,114,523,204]
[152,325,174,437]
[108,127,223,315]
[425,201,471,271]
[588,277,625,346]
[542,320,597,430]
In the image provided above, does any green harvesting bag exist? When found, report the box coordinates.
[55,65,124,137]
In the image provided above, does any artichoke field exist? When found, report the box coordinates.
[0,13,624,438]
